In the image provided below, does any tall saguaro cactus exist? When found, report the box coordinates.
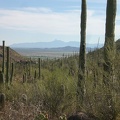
[29,57,31,76]
[0,93,6,110]
[6,47,10,84]
[38,58,41,79]
[104,0,116,76]
[10,63,14,84]
[77,0,87,109]
[2,41,5,74]
[103,0,117,119]
[103,0,116,90]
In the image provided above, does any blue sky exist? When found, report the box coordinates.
[0,0,120,46]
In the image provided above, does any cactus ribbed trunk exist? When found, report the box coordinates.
[34,70,37,79]
[29,58,31,76]
[6,47,10,84]
[23,73,27,83]
[104,0,116,90]
[77,0,87,109]
[103,0,117,119]
[2,41,5,74]
[0,93,6,110]
[79,0,86,79]
[38,58,41,79]
[10,63,14,84]
[0,71,4,84]
[104,0,116,75]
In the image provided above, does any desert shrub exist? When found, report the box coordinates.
[0,43,120,119]
[39,68,77,117]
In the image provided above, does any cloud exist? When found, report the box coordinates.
[0,6,119,37]
[0,8,80,35]
[21,7,53,13]
[87,0,106,4]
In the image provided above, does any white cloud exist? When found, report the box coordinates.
[0,6,119,38]
[0,8,80,35]
[21,7,53,13]
[87,0,106,4]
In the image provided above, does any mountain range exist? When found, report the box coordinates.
[10,40,103,48]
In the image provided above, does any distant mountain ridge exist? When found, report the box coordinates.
[10,40,103,48]
[12,46,95,57]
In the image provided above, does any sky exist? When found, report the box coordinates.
[0,0,120,46]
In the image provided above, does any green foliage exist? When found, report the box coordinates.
[59,114,67,120]
[40,68,76,116]
[0,40,120,119]
[34,112,48,120]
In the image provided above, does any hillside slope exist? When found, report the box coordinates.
[116,39,120,52]
[0,46,25,61]
[85,39,120,66]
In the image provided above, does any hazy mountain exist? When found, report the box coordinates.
[13,46,94,57]
[10,40,103,48]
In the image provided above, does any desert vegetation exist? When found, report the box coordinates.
[0,39,120,120]
[0,0,120,120]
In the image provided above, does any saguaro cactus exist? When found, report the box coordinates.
[10,63,14,84]
[0,71,4,84]
[104,0,116,81]
[0,71,4,91]
[0,93,6,110]
[2,41,5,74]
[34,70,37,79]
[77,0,87,109]
[6,47,10,84]
[60,84,65,98]
[23,72,27,83]
[103,0,117,119]
[23,74,25,83]
[38,58,41,79]
[29,58,31,76]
